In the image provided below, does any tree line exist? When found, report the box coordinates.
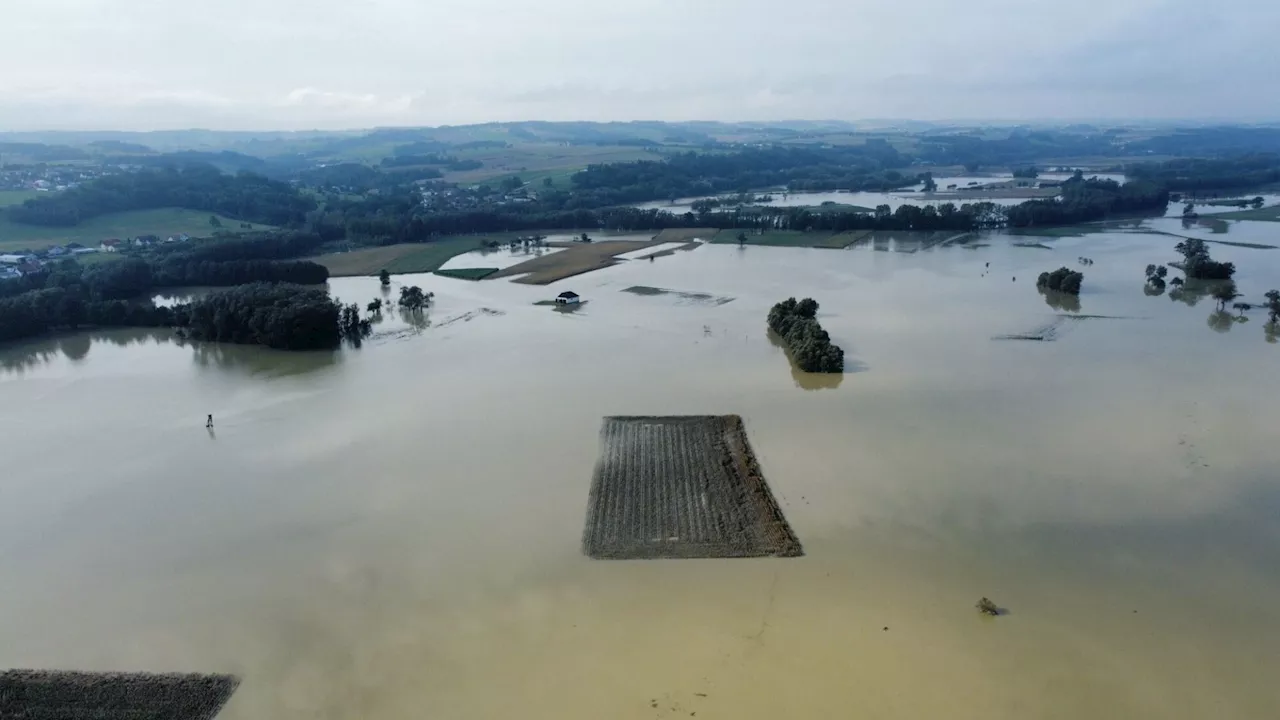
[0,284,175,344]
[1004,176,1168,228]
[1126,154,1280,193]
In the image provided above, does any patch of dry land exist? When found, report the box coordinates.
[0,670,240,720]
[488,238,673,284]
[583,415,802,560]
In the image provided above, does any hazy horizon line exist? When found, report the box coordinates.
[3,117,1280,137]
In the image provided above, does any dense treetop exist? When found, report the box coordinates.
[767,297,844,374]
[181,283,341,350]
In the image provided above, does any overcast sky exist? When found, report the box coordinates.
[2,0,1277,131]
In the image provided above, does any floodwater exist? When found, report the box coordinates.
[631,171,1132,215]
[2,223,1280,719]
[636,189,1030,214]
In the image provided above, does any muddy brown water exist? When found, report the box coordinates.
[2,225,1280,718]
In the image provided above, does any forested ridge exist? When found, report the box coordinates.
[570,145,910,205]
[6,163,314,227]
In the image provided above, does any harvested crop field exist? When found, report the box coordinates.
[488,239,672,284]
[435,267,499,281]
[583,415,802,560]
[0,669,240,720]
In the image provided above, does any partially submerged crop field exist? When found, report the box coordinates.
[0,670,240,720]
[583,415,802,560]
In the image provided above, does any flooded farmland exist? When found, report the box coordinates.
[2,221,1280,718]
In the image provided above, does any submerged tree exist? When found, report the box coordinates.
[1212,282,1241,311]
[339,303,372,343]
[1175,237,1235,280]
[379,269,391,287]
[398,285,430,310]
[1036,267,1084,295]
[1145,263,1168,292]
[976,597,1000,616]
[767,297,844,373]
[1266,290,1280,324]
[367,298,383,314]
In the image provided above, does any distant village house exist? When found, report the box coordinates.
[556,291,581,305]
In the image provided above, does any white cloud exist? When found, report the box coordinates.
[0,0,1275,130]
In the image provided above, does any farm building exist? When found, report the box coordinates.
[556,291,581,305]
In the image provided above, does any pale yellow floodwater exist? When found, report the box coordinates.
[1,226,1279,718]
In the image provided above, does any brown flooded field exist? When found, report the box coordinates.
[2,222,1280,719]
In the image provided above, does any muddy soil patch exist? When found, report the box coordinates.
[0,670,240,720]
[583,415,802,560]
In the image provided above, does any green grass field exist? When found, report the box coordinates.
[434,267,499,281]
[478,167,581,191]
[443,144,653,184]
[1214,205,1280,222]
[0,190,42,208]
[0,208,263,253]
[312,237,499,277]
